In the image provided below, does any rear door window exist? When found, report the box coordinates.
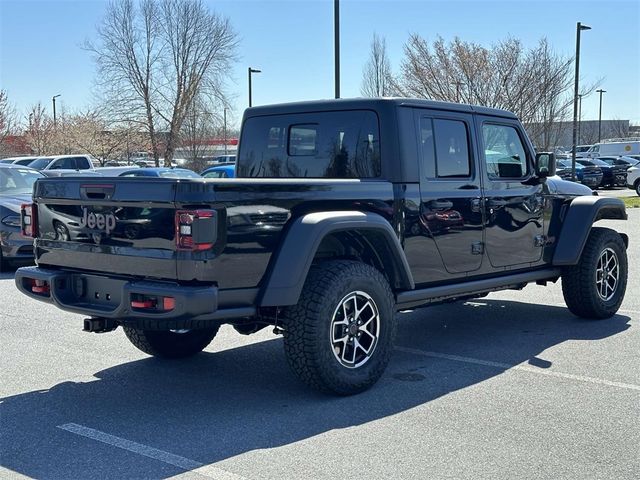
[237,110,380,178]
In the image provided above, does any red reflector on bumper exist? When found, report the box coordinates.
[131,300,155,309]
[162,297,176,311]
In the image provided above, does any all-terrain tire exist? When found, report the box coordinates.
[562,227,628,319]
[123,326,219,359]
[282,260,396,395]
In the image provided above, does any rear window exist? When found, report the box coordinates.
[237,110,381,178]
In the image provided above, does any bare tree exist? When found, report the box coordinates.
[86,0,238,166]
[361,33,393,97]
[64,110,136,164]
[25,103,55,155]
[0,90,18,156]
[397,35,590,150]
[180,96,221,168]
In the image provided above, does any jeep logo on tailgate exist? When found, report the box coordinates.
[80,207,116,235]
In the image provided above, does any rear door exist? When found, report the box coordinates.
[416,109,484,275]
[476,117,544,268]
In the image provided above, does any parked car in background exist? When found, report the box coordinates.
[201,164,235,178]
[0,156,39,166]
[28,154,96,173]
[134,160,156,168]
[574,145,593,158]
[94,165,142,177]
[213,154,236,163]
[587,140,640,158]
[0,165,44,270]
[596,155,640,169]
[117,167,201,178]
[555,159,603,188]
[626,166,640,196]
[576,158,627,187]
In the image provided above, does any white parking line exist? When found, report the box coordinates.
[396,347,640,392]
[57,423,246,480]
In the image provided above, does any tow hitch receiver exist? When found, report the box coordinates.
[83,317,118,333]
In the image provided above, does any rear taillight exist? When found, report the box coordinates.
[175,209,216,251]
[21,203,38,238]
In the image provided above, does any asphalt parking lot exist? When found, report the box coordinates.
[1,211,638,480]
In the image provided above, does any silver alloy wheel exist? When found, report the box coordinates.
[596,247,619,301]
[329,291,380,368]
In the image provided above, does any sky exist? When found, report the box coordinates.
[1,0,639,130]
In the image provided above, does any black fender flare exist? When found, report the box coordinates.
[552,196,628,266]
[259,211,414,306]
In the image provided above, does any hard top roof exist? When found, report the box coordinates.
[244,97,518,120]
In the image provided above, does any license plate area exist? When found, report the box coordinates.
[55,274,126,312]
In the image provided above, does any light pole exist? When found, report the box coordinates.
[248,67,261,107]
[597,88,606,142]
[334,0,340,99]
[578,93,584,144]
[570,22,591,182]
[52,94,61,129]
[223,107,228,155]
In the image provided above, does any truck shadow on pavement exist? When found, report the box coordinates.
[0,299,632,479]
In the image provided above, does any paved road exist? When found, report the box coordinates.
[595,186,637,198]
[1,212,638,480]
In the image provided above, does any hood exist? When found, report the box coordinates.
[546,177,593,197]
[0,193,31,213]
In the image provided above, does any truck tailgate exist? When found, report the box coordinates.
[34,178,181,279]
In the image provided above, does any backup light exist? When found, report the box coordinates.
[175,209,216,251]
[21,203,38,237]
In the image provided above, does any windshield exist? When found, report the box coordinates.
[558,160,583,169]
[620,157,640,166]
[0,168,44,195]
[588,159,609,167]
[158,169,201,178]
[28,157,55,169]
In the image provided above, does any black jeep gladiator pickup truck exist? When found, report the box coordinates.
[16,98,629,395]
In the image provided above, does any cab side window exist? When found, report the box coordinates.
[419,117,472,179]
[482,124,528,179]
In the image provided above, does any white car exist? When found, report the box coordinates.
[626,166,640,196]
[28,154,97,173]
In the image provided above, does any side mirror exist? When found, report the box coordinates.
[535,152,556,178]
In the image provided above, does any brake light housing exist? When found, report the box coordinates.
[21,203,38,238]
[175,209,216,251]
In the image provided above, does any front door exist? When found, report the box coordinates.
[477,119,544,268]
[417,111,484,275]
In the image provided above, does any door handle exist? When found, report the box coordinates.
[427,199,454,210]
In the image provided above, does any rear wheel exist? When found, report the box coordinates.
[562,227,627,319]
[635,179,640,196]
[123,326,219,358]
[282,260,396,395]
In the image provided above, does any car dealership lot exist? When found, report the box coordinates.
[1,212,638,480]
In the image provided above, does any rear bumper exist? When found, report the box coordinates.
[15,267,255,327]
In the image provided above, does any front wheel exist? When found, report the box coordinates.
[282,260,396,395]
[562,227,628,319]
[123,326,219,359]
[635,180,640,197]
